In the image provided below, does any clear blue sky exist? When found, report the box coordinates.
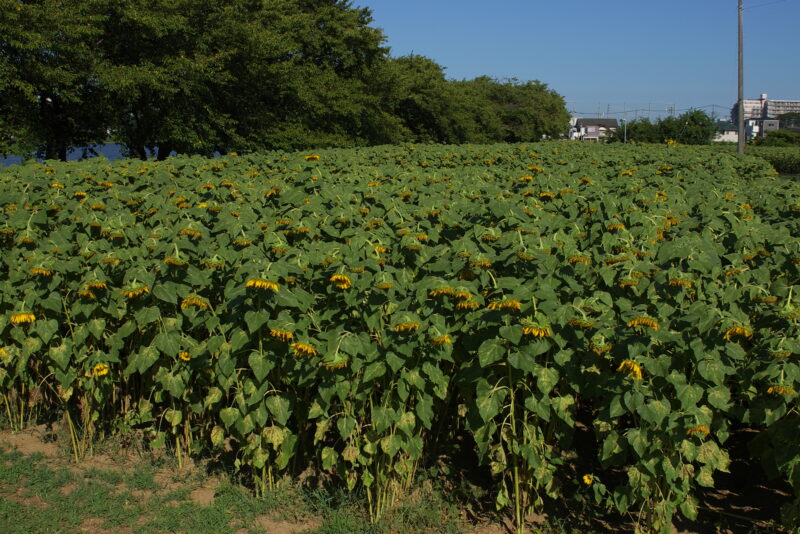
[357,0,799,120]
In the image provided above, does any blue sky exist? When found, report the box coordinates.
[358,0,799,120]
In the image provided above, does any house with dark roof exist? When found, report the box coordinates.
[569,118,619,141]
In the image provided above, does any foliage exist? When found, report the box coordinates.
[746,146,800,174]
[609,110,716,145]
[751,130,800,147]
[0,1,570,160]
[1,142,799,534]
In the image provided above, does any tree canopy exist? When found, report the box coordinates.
[1,0,570,160]
[608,110,716,145]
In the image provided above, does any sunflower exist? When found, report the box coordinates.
[329,274,351,289]
[568,256,591,265]
[178,351,191,362]
[121,285,150,299]
[269,329,293,342]
[164,256,188,267]
[723,325,751,341]
[568,318,595,328]
[582,474,593,486]
[686,425,710,437]
[394,322,420,333]
[767,385,796,396]
[93,363,110,377]
[617,360,643,380]
[10,312,36,325]
[180,295,210,310]
[523,325,551,338]
[322,353,348,370]
[246,278,280,292]
[669,279,692,288]
[486,299,522,312]
[178,228,202,239]
[430,334,452,345]
[291,342,317,357]
[305,154,320,161]
[78,290,95,299]
[456,301,480,311]
[30,267,53,276]
[429,287,455,297]
[627,316,660,331]
[607,223,626,231]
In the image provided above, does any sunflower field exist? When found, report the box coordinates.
[1,142,800,532]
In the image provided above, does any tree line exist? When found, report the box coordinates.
[0,0,570,160]
[606,110,718,145]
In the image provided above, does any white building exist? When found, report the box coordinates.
[739,93,800,120]
[568,118,619,141]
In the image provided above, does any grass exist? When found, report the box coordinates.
[0,431,471,534]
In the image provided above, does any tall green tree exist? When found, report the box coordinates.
[0,0,109,160]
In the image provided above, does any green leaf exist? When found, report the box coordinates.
[48,341,72,370]
[362,361,387,383]
[265,395,291,426]
[35,319,59,344]
[536,367,559,395]
[244,310,268,333]
[164,408,182,427]
[219,407,240,429]
[210,426,225,448]
[204,387,223,408]
[87,318,106,339]
[478,338,505,366]
[499,325,522,345]
[707,386,731,410]
[154,331,181,357]
[248,350,273,382]
[321,447,338,471]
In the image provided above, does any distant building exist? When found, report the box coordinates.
[569,118,619,141]
[739,93,800,119]
[713,121,738,143]
[733,94,798,140]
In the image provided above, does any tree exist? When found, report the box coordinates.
[1,0,573,158]
[658,110,716,145]
[609,110,716,145]
[0,0,110,160]
[607,118,659,144]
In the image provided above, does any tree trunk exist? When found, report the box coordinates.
[129,145,147,160]
[157,142,173,161]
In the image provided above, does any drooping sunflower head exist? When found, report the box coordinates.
[626,316,660,331]
[329,274,351,289]
[121,285,150,299]
[269,328,294,342]
[10,312,36,325]
[616,360,643,380]
[430,334,453,346]
[246,278,280,292]
[723,325,752,341]
[180,295,210,310]
[487,299,522,312]
[291,342,317,357]
[30,267,53,277]
[686,425,710,437]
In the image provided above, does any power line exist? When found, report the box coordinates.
[744,0,787,10]
[568,104,731,117]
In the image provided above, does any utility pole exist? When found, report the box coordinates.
[737,0,745,154]
[623,103,628,143]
